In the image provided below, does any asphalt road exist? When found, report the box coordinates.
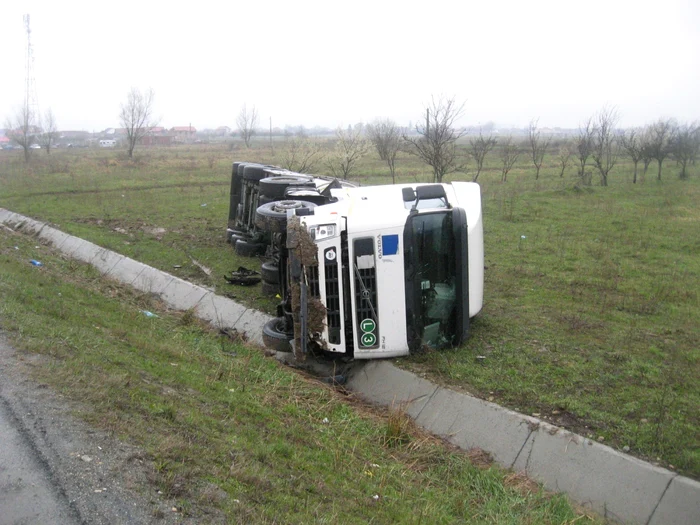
[0,335,196,525]
[0,398,79,524]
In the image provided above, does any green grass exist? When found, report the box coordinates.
[1,142,698,480]
[0,226,595,524]
[406,179,699,477]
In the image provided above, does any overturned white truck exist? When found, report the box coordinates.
[227,162,483,359]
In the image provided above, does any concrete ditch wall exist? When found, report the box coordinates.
[1,208,698,525]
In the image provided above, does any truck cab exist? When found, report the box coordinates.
[227,162,483,360]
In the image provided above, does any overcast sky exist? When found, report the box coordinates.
[1,0,698,132]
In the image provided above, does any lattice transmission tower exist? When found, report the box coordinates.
[23,14,40,125]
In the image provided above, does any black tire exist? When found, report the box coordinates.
[260,261,280,284]
[235,238,266,257]
[259,176,315,199]
[258,195,274,206]
[254,200,317,233]
[262,317,293,352]
[243,164,266,182]
[261,281,280,296]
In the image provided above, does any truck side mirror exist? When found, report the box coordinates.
[402,187,416,202]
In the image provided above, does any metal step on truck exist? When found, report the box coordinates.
[227,161,484,360]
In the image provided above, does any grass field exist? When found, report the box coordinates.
[0,141,698,481]
[0,216,597,523]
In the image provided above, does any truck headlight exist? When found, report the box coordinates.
[311,224,336,240]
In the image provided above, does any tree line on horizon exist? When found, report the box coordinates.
[4,90,699,186]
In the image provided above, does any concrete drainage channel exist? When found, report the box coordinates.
[1,208,698,525]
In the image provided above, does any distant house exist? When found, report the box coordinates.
[62,130,92,140]
[215,126,231,137]
[140,135,173,146]
[170,126,197,142]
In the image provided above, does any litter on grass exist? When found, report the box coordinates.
[224,266,261,286]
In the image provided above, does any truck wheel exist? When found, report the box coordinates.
[260,261,280,284]
[261,281,279,296]
[235,238,266,257]
[242,164,266,182]
[255,200,317,233]
[262,317,293,352]
[259,176,315,199]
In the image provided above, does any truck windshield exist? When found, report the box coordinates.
[403,211,461,349]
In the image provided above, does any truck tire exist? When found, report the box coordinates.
[242,164,266,182]
[262,317,293,353]
[260,261,280,284]
[259,176,315,199]
[258,195,274,206]
[261,281,279,296]
[255,200,317,233]
[235,238,266,257]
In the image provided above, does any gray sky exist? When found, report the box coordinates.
[2,0,699,132]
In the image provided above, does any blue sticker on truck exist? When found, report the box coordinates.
[379,234,399,257]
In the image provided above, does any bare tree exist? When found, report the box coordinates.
[670,122,699,180]
[366,119,401,183]
[282,135,324,173]
[575,117,595,184]
[640,127,655,181]
[646,118,674,180]
[38,108,59,154]
[237,104,258,148]
[591,107,619,186]
[119,87,157,158]
[4,103,36,162]
[468,130,497,182]
[528,118,551,180]
[557,144,572,178]
[403,96,466,182]
[326,126,370,179]
[619,129,643,183]
[499,136,520,182]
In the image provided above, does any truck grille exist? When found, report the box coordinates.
[354,267,377,326]
[353,237,379,348]
[324,249,341,344]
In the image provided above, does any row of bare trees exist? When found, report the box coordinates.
[574,114,700,185]
[8,90,698,183]
[280,98,699,185]
[404,98,699,185]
